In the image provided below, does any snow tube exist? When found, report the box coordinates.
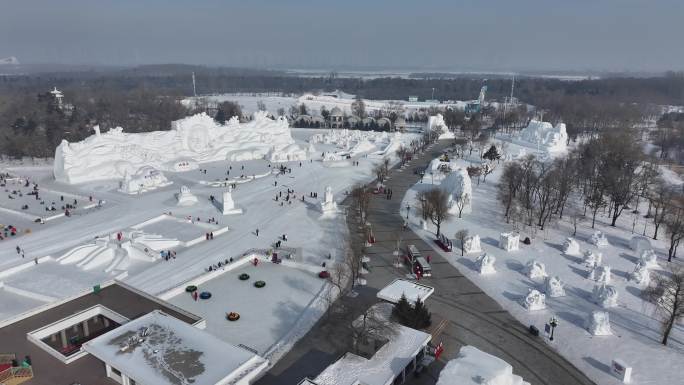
[254,281,266,288]
[185,285,198,293]
[199,291,212,300]
[239,273,250,281]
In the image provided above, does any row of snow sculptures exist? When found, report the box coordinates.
[544,276,566,298]
[176,185,198,206]
[592,283,619,308]
[463,234,482,254]
[522,289,546,311]
[476,253,496,275]
[563,237,581,256]
[499,232,519,252]
[586,311,613,336]
[589,265,612,284]
[583,250,603,268]
[524,260,547,280]
[590,230,610,248]
[220,187,242,215]
[320,186,338,214]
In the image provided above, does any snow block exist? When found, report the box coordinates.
[476,253,496,275]
[563,237,581,256]
[586,311,613,336]
[522,289,546,311]
[589,231,609,248]
[523,260,548,280]
[499,232,519,252]
[592,284,618,308]
[544,276,566,298]
[463,234,482,254]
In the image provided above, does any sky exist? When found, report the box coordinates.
[0,0,683,72]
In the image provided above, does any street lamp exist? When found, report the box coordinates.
[406,204,410,219]
[549,316,559,341]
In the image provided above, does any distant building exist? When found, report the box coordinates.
[408,96,419,102]
[49,87,64,110]
[329,107,344,128]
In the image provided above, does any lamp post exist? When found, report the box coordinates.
[549,316,559,341]
[406,204,410,219]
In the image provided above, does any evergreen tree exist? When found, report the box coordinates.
[483,145,501,161]
[392,294,432,329]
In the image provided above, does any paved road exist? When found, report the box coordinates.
[258,140,596,385]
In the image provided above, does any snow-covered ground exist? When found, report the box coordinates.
[402,144,684,385]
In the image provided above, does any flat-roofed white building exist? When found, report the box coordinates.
[376,278,434,305]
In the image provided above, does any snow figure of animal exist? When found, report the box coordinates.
[476,253,496,275]
[440,168,472,215]
[583,250,603,268]
[592,284,618,308]
[630,261,651,286]
[589,231,609,247]
[544,276,566,298]
[586,311,613,336]
[499,232,519,252]
[523,260,548,280]
[639,249,659,269]
[463,234,482,254]
[562,237,581,256]
[588,265,612,284]
[522,289,546,311]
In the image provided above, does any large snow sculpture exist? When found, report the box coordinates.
[589,231,609,247]
[583,250,603,268]
[428,114,453,139]
[54,111,306,184]
[175,185,198,206]
[523,260,548,280]
[592,284,619,308]
[219,187,242,215]
[588,265,612,284]
[441,168,472,215]
[629,236,651,254]
[518,120,568,155]
[499,232,519,251]
[630,261,651,286]
[476,253,496,275]
[586,311,613,336]
[639,249,660,268]
[544,276,566,298]
[118,166,171,194]
[522,289,546,311]
[463,234,482,254]
[563,237,581,256]
[320,186,338,214]
[436,346,531,385]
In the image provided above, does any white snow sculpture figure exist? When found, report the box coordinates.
[544,276,566,298]
[175,185,198,206]
[639,249,659,268]
[589,265,612,284]
[592,284,619,308]
[118,166,171,194]
[219,187,243,215]
[583,250,603,268]
[441,168,472,215]
[589,231,609,247]
[499,232,520,251]
[518,119,568,155]
[586,311,613,336]
[630,261,651,286]
[523,260,548,280]
[563,237,581,256]
[428,114,453,139]
[476,253,496,275]
[629,236,651,254]
[436,346,531,385]
[522,289,546,311]
[320,186,338,214]
[463,234,482,254]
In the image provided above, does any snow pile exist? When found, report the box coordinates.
[175,185,198,206]
[499,232,519,252]
[639,249,660,268]
[441,168,472,215]
[476,253,496,275]
[589,231,610,248]
[562,237,581,256]
[630,261,651,286]
[118,166,171,194]
[463,234,482,254]
[428,114,454,139]
[436,346,530,385]
[588,265,612,284]
[523,260,548,280]
[521,289,546,311]
[586,311,613,336]
[592,284,619,308]
[320,186,339,214]
[583,250,603,268]
[518,120,568,154]
[54,111,306,184]
[544,276,566,298]
[629,236,651,255]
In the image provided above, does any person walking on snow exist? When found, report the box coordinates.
[256,228,259,236]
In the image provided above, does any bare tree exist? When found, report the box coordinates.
[351,184,371,222]
[455,229,469,256]
[348,304,398,356]
[424,187,451,236]
[664,208,684,262]
[643,265,684,346]
[649,179,676,240]
[497,162,523,221]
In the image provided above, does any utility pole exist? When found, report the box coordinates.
[192,72,197,97]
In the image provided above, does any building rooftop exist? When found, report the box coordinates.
[84,310,267,385]
[0,281,201,385]
[376,278,434,304]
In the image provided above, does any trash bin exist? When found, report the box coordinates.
[529,325,540,336]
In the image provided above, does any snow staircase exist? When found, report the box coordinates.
[104,248,128,273]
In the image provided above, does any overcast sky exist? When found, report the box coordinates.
[1,0,682,72]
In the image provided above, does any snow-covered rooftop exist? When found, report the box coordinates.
[313,304,431,385]
[376,278,434,304]
[84,310,267,385]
